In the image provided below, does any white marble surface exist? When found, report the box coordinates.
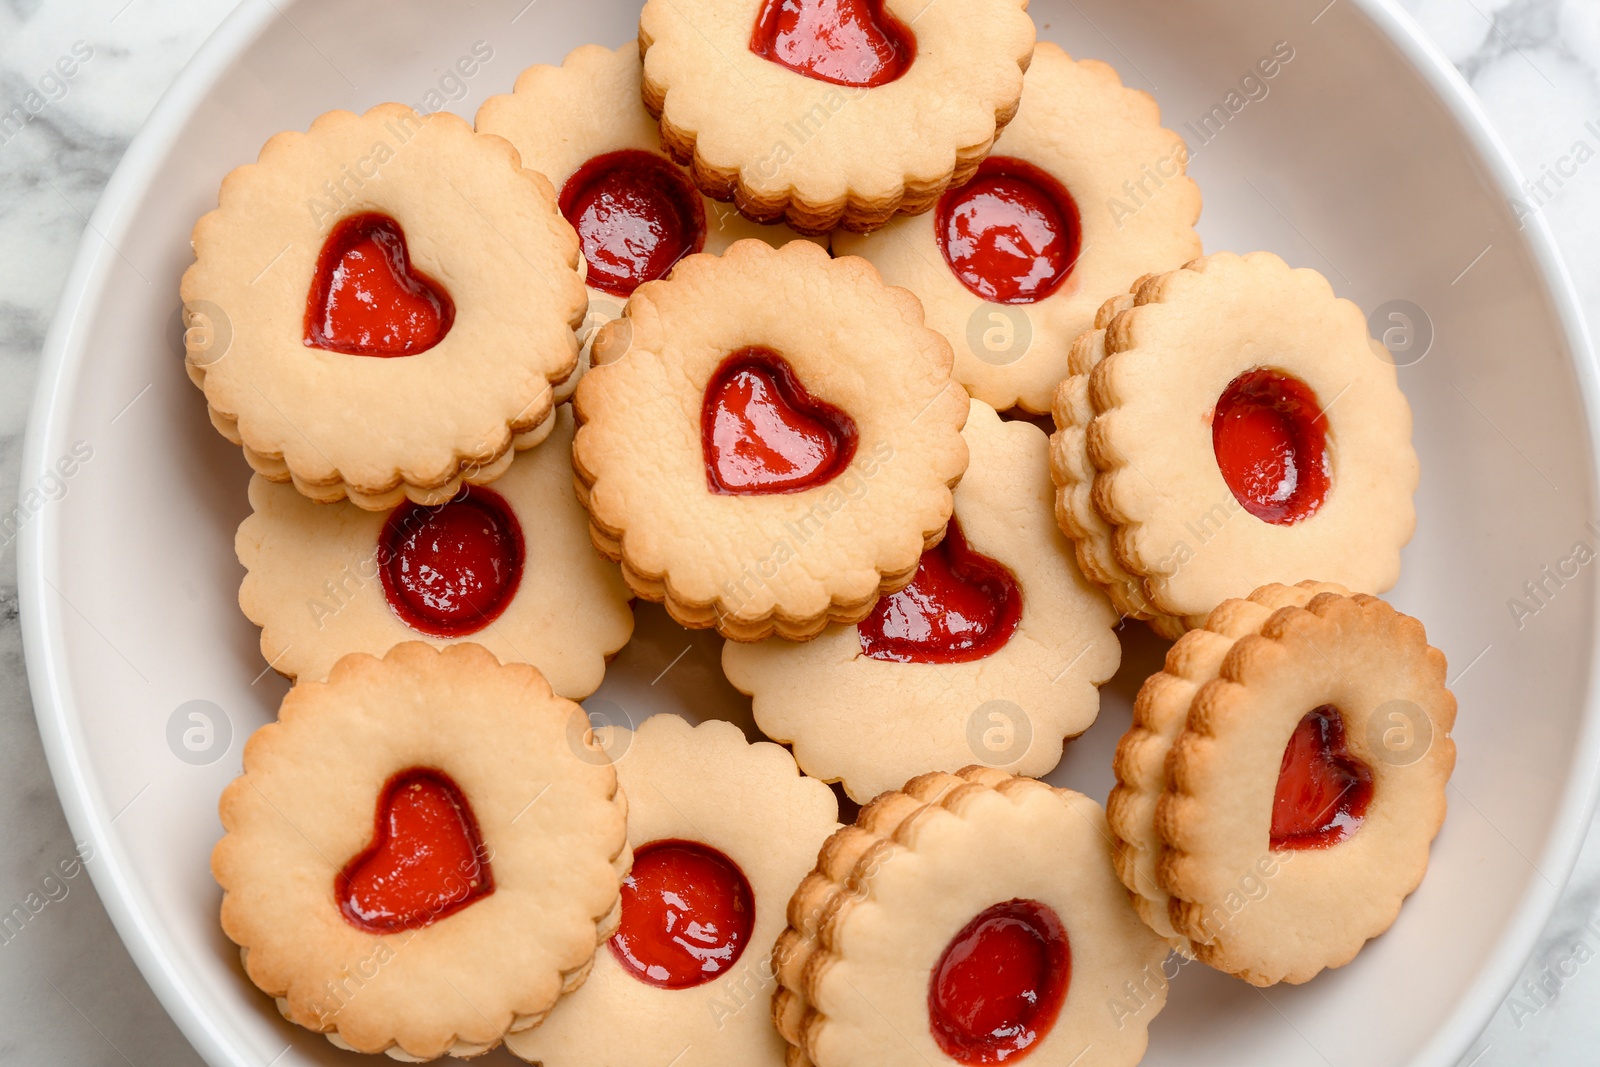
[1,0,1597,1063]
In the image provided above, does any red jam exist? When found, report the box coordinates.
[1212,369,1330,525]
[608,840,755,989]
[1271,706,1375,850]
[379,487,524,638]
[305,213,454,356]
[337,768,493,934]
[558,150,707,298]
[929,899,1070,1065]
[935,157,1081,305]
[858,519,1022,663]
[749,0,915,87]
[702,347,859,495]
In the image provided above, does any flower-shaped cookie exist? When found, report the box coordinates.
[573,238,969,641]
[1107,584,1456,985]
[835,43,1202,413]
[183,104,587,510]
[236,407,633,694]
[724,400,1120,801]
[212,643,630,1059]
[1051,252,1418,635]
[508,715,837,1066]
[639,0,1035,234]
[774,767,1168,1067]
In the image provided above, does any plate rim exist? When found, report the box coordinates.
[17,1,1600,1065]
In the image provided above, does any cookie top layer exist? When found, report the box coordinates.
[724,399,1120,801]
[211,643,630,1059]
[183,104,586,510]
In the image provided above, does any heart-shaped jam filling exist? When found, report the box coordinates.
[702,347,859,495]
[337,768,493,934]
[858,519,1023,664]
[379,486,524,638]
[1212,369,1330,525]
[1271,705,1374,850]
[749,0,915,88]
[936,157,1081,306]
[608,839,755,989]
[928,899,1070,1065]
[559,150,707,298]
[305,213,454,356]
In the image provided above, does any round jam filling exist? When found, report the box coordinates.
[1271,705,1375,850]
[337,767,493,934]
[749,0,916,87]
[558,150,707,298]
[379,487,525,638]
[935,157,1081,305]
[701,347,859,495]
[608,840,755,989]
[858,519,1022,664]
[305,212,455,356]
[1212,369,1330,525]
[929,899,1070,1065]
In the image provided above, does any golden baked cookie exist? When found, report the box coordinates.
[1107,584,1457,985]
[774,767,1168,1067]
[236,407,633,695]
[1050,252,1418,634]
[508,715,837,1066]
[211,643,630,1059]
[572,238,970,642]
[182,104,587,510]
[724,400,1119,801]
[638,0,1036,235]
[835,43,1202,413]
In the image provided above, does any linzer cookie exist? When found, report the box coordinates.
[774,767,1168,1067]
[572,238,969,641]
[182,104,587,510]
[1107,583,1456,985]
[236,407,633,694]
[211,643,630,1059]
[1051,252,1418,634]
[638,0,1035,234]
[835,43,1202,413]
[724,400,1120,801]
[508,715,837,1066]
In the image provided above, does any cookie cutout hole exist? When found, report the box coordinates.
[305,213,455,356]
[936,157,1082,306]
[858,518,1022,663]
[337,768,493,934]
[702,347,859,495]
[1212,368,1330,525]
[559,150,707,298]
[749,0,915,87]
[609,839,755,989]
[379,486,525,638]
[928,899,1070,1065]
[1271,705,1374,850]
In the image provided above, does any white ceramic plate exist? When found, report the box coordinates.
[20,1,1600,1064]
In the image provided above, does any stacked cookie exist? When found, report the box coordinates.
[183,1,1456,1064]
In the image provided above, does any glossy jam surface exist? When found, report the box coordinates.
[1212,369,1330,525]
[702,348,859,495]
[928,899,1070,1065]
[1271,705,1375,850]
[337,768,493,933]
[858,519,1022,663]
[749,0,915,87]
[559,150,707,298]
[608,840,755,990]
[379,487,524,638]
[935,157,1081,306]
[306,213,454,356]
